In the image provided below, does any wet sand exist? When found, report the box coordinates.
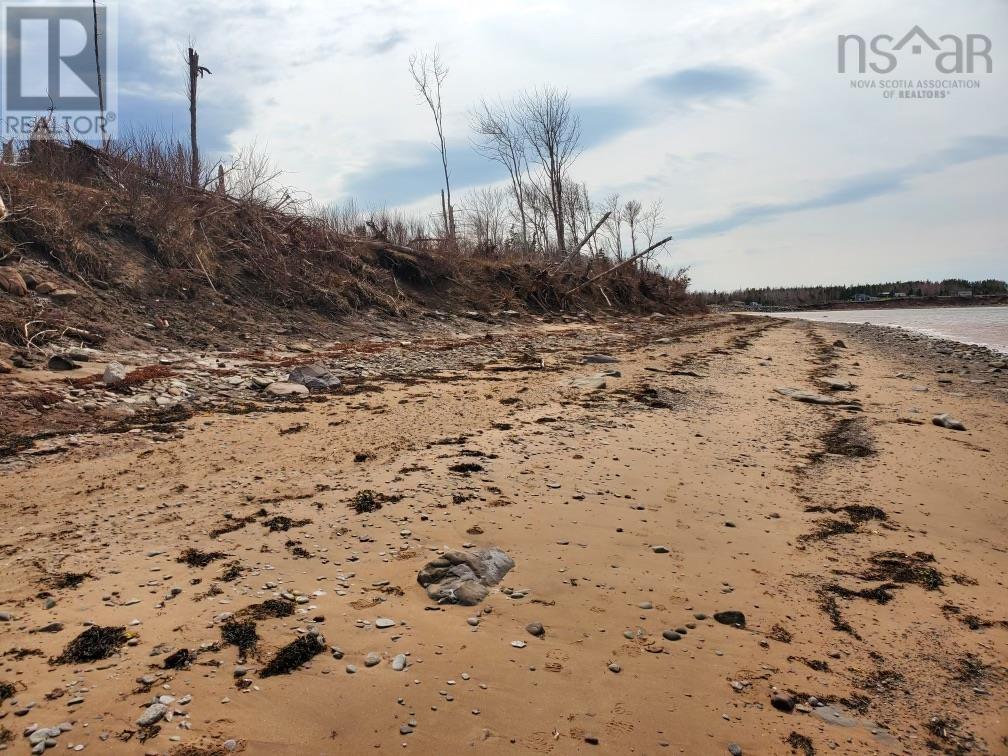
[1,314,1006,755]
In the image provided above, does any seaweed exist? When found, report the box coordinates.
[51,625,127,664]
[178,548,228,568]
[163,648,194,669]
[262,515,311,532]
[785,732,815,755]
[235,598,295,621]
[823,582,901,605]
[820,417,874,457]
[448,462,484,474]
[260,634,325,677]
[48,571,93,590]
[860,551,944,590]
[351,489,381,514]
[221,620,259,659]
[816,591,860,639]
[0,681,15,702]
[219,561,243,582]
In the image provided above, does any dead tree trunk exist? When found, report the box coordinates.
[186,48,211,189]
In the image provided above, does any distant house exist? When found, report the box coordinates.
[893,292,908,298]
[957,290,973,298]
[854,293,870,302]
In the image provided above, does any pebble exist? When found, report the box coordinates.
[375,618,396,629]
[365,652,381,667]
[525,622,545,637]
[771,693,795,713]
[510,640,526,649]
[608,663,621,673]
[392,654,407,671]
[345,664,358,674]
[136,703,168,726]
[662,630,681,641]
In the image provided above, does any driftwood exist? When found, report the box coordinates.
[566,234,674,295]
[556,211,611,269]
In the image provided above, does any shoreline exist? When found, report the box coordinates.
[1,313,1006,754]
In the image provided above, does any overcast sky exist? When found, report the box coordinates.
[113,0,1007,291]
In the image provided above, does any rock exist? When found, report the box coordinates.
[345,664,357,674]
[713,611,746,628]
[103,362,128,384]
[569,372,613,391]
[264,381,309,397]
[832,339,846,348]
[47,354,81,371]
[608,663,621,673]
[770,693,795,713]
[511,640,526,648]
[651,545,670,554]
[525,622,544,637]
[136,703,168,726]
[399,724,414,735]
[417,547,514,606]
[932,413,966,431]
[728,743,743,755]
[364,652,381,668]
[774,387,858,407]
[582,353,619,364]
[287,364,341,390]
[662,630,682,641]
[819,378,854,391]
[49,288,79,304]
[223,740,238,752]
[375,617,396,629]
[392,654,407,671]
[638,601,653,610]
[0,267,28,296]
[34,281,56,295]
[290,342,313,353]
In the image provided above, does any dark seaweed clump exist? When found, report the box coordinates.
[163,648,194,669]
[0,681,15,702]
[262,515,312,532]
[51,625,127,664]
[221,620,259,659]
[785,731,815,755]
[236,598,295,621]
[48,571,93,590]
[260,634,325,677]
[860,551,944,590]
[178,548,229,568]
[821,417,875,457]
[351,489,381,514]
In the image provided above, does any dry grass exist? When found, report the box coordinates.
[0,133,698,331]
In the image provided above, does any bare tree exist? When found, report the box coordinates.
[601,193,623,260]
[471,100,528,247]
[409,49,455,240]
[517,87,580,256]
[463,186,508,252]
[622,199,642,255]
[186,46,211,188]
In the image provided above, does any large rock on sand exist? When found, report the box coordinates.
[265,381,309,397]
[287,364,341,390]
[417,547,514,605]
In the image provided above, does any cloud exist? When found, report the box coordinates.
[340,140,507,206]
[649,64,764,104]
[676,134,1008,239]
[366,29,407,55]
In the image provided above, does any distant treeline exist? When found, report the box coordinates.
[701,279,1008,306]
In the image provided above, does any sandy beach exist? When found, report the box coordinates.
[1,313,1006,755]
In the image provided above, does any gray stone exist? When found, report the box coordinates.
[287,364,341,391]
[932,413,966,431]
[392,654,407,671]
[47,354,81,371]
[525,622,545,637]
[364,652,381,668]
[582,353,620,364]
[417,547,514,606]
[264,381,309,397]
[375,617,396,629]
[103,362,128,384]
[136,702,168,726]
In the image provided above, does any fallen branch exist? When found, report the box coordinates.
[565,234,674,295]
[556,211,611,269]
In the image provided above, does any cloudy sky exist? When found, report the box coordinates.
[111,0,1006,291]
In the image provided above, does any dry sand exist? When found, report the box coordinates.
[1,314,1006,755]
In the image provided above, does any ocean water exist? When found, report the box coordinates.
[765,306,1008,354]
